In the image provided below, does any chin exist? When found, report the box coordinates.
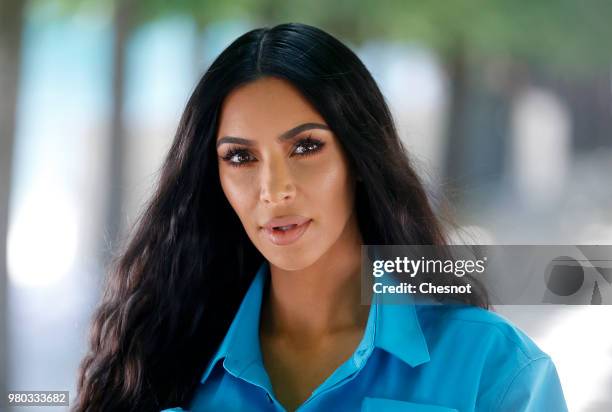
[265,248,323,272]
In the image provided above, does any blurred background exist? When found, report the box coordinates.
[1,0,611,411]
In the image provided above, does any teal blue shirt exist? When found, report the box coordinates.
[162,261,568,411]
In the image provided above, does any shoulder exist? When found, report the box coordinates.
[414,304,567,410]
[415,303,548,364]
[417,305,550,374]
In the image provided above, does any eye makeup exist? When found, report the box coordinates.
[219,135,326,168]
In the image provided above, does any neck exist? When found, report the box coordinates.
[260,212,368,343]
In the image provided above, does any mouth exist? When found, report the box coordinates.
[260,217,313,246]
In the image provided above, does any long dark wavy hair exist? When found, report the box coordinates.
[73,22,489,411]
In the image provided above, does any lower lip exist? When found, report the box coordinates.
[263,220,312,246]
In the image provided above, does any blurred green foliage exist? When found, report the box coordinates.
[29,0,612,73]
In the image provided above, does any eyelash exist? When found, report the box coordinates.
[220,135,326,168]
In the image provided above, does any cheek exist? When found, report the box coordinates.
[302,155,353,210]
[219,170,258,219]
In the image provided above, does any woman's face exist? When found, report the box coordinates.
[216,76,358,270]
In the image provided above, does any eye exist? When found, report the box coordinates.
[292,135,325,157]
[220,147,255,167]
[219,135,325,168]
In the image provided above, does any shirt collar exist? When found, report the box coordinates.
[200,260,431,386]
[371,293,431,367]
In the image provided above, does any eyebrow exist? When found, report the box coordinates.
[216,122,330,149]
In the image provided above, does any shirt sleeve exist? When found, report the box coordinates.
[495,356,569,412]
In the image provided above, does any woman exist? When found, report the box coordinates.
[73,23,568,411]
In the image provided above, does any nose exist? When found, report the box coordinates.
[259,156,296,205]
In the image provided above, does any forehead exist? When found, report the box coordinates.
[216,77,326,138]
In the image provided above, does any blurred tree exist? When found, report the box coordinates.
[107,0,136,266]
[29,0,139,265]
[0,0,26,400]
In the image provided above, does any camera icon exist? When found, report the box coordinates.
[480,245,612,305]
[543,248,612,304]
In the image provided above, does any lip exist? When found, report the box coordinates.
[262,215,311,230]
[260,215,312,246]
